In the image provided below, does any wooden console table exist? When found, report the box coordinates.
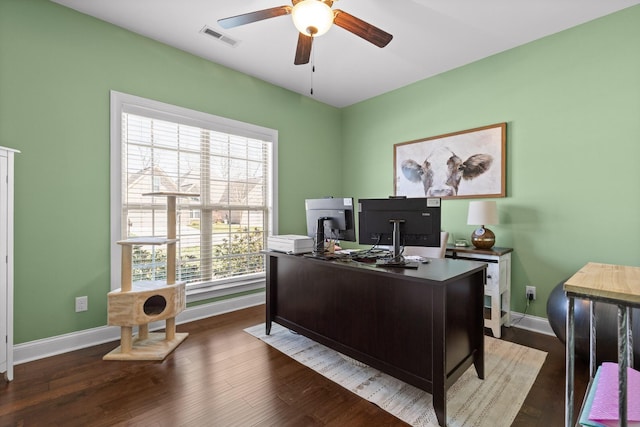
[564,262,640,427]
[446,245,513,338]
[265,251,486,427]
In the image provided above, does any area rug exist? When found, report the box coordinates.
[244,323,547,427]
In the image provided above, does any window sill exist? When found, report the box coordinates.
[186,277,266,303]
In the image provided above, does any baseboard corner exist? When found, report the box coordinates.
[509,311,555,336]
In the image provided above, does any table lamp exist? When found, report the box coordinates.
[467,200,499,249]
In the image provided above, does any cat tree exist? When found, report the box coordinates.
[104,192,198,361]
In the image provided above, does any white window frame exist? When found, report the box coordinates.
[110,91,278,301]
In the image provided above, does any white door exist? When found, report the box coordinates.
[0,155,7,374]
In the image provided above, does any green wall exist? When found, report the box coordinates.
[0,0,342,343]
[1,0,639,345]
[341,5,640,317]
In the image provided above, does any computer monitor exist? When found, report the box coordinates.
[358,196,441,267]
[305,197,356,255]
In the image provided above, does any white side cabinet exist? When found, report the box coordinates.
[0,146,18,382]
[446,245,513,338]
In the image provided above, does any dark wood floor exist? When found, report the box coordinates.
[0,305,587,426]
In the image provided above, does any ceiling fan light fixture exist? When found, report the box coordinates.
[292,0,334,37]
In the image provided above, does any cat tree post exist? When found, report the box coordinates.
[104,192,198,361]
[164,194,177,341]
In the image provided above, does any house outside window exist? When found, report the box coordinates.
[110,91,278,300]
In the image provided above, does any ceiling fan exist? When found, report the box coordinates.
[218,0,393,65]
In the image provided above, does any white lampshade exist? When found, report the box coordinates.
[467,201,499,226]
[291,0,334,37]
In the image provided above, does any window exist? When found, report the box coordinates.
[110,91,278,300]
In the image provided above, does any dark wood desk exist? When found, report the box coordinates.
[265,252,486,427]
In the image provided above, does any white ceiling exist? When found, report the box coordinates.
[51,0,640,108]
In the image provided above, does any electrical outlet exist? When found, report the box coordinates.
[75,296,88,312]
[525,286,536,301]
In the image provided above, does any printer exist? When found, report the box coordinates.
[267,234,314,254]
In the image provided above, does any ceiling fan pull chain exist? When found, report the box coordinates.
[310,47,315,95]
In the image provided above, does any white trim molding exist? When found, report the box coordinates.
[14,300,556,366]
[509,310,555,336]
[14,292,265,365]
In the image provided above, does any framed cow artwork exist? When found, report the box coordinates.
[394,123,506,199]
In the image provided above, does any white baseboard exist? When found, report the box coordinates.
[509,311,555,336]
[14,292,265,365]
[14,296,556,366]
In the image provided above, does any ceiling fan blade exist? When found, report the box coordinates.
[218,6,291,29]
[294,33,313,65]
[333,10,393,48]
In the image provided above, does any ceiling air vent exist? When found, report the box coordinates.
[200,25,239,47]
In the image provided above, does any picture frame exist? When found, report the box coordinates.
[394,122,506,199]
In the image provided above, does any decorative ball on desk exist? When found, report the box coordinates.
[471,226,495,249]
